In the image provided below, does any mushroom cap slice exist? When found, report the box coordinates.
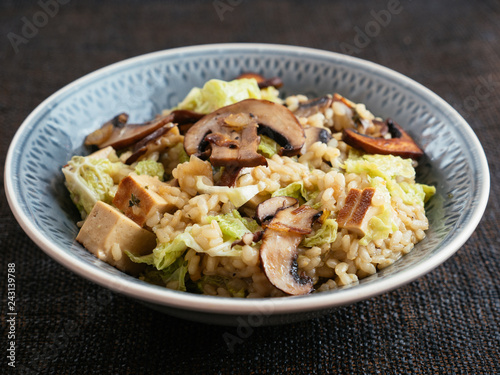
[169,109,206,135]
[84,113,128,147]
[85,110,204,151]
[267,204,322,235]
[293,95,333,118]
[260,230,312,295]
[255,196,299,225]
[342,119,423,159]
[203,114,267,167]
[124,124,175,164]
[184,99,305,168]
[259,202,322,295]
[87,114,174,150]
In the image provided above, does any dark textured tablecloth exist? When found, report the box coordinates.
[1,1,499,374]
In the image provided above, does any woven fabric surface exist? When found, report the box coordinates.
[1,0,499,374]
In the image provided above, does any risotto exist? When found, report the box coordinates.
[63,73,435,298]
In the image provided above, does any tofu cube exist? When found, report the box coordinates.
[87,146,115,160]
[113,174,173,226]
[76,201,157,275]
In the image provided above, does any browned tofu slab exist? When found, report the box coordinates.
[337,187,376,236]
[113,174,173,226]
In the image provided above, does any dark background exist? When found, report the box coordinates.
[1,1,499,374]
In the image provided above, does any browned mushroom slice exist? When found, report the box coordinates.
[85,113,174,150]
[170,109,205,123]
[204,113,267,168]
[255,196,299,225]
[235,72,284,89]
[342,119,424,159]
[337,187,377,236]
[125,124,175,164]
[260,204,321,295]
[301,127,332,154]
[84,113,128,147]
[267,205,322,235]
[257,77,284,89]
[216,166,243,187]
[170,109,206,135]
[85,109,205,152]
[184,99,305,168]
[293,95,333,118]
[261,231,311,295]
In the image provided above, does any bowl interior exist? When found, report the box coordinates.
[5,44,489,320]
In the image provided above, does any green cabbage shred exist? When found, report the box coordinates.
[257,135,279,158]
[344,153,435,206]
[271,181,318,203]
[62,155,127,218]
[134,160,165,181]
[175,78,276,114]
[126,231,203,270]
[138,257,188,291]
[344,152,435,245]
[207,210,260,242]
[303,218,338,247]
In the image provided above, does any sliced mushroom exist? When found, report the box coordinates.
[261,231,310,295]
[255,196,299,225]
[266,204,322,235]
[184,99,305,168]
[301,127,332,154]
[170,109,205,135]
[260,203,321,295]
[170,109,205,124]
[235,72,284,89]
[293,95,333,118]
[124,124,175,164]
[85,110,204,151]
[85,114,173,150]
[337,187,378,236]
[206,113,267,167]
[342,118,424,159]
[84,113,128,147]
[217,166,243,187]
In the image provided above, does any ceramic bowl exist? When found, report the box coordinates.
[5,44,490,325]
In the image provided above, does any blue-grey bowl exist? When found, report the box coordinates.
[5,44,490,325]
